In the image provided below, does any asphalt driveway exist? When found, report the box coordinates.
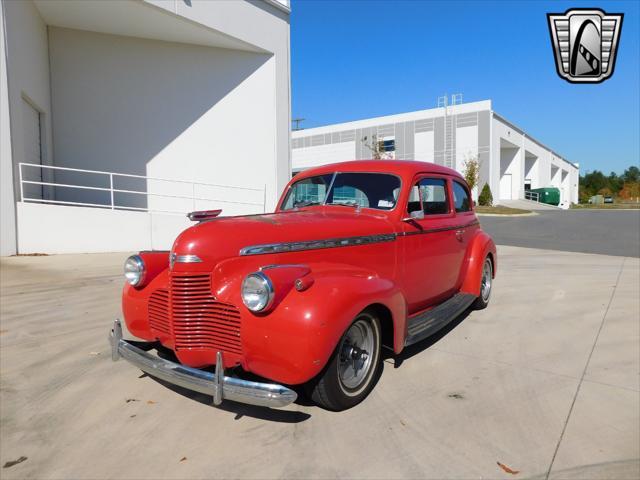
[1,246,638,479]
[480,209,640,258]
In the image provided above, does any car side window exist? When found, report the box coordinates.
[452,181,471,213]
[408,178,449,215]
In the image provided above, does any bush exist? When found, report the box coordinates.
[478,183,493,206]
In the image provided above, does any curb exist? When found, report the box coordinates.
[476,211,539,217]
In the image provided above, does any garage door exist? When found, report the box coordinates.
[21,99,43,199]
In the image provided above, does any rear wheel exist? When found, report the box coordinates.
[473,256,493,310]
[307,311,382,411]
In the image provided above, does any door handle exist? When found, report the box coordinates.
[455,229,465,241]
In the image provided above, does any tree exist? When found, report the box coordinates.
[478,183,493,206]
[462,155,480,192]
[361,134,393,160]
[619,182,640,200]
[581,170,607,196]
[578,184,591,203]
[607,172,623,194]
[622,166,640,183]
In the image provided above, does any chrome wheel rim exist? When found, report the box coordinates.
[338,318,376,393]
[481,259,492,302]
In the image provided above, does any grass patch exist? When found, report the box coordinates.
[475,205,532,215]
[571,203,640,210]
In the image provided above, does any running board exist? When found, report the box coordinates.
[404,293,476,347]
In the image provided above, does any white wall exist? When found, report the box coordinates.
[492,118,523,201]
[17,202,194,254]
[454,125,478,173]
[0,1,16,255]
[292,141,356,172]
[414,130,434,163]
[2,0,53,203]
[146,0,291,197]
[48,27,278,212]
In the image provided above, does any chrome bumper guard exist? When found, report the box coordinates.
[109,320,297,408]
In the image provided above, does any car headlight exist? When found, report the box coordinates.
[124,255,145,286]
[241,272,274,312]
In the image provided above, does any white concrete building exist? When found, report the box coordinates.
[292,100,579,206]
[1,0,290,255]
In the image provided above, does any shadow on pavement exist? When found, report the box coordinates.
[147,375,312,423]
[141,307,475,420]
[387,308,473,368]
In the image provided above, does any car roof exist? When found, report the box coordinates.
[295,160,465,182]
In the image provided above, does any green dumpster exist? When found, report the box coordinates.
[530,187,560,206]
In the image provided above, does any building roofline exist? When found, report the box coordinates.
[261,0,291,14]
[292,100,492,136]
[491,112,577,170]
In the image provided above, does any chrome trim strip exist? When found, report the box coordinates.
[398,220,480,237]
[323,172,338,204]
[259,264,308,271]
[110,320,297,409]
[239,233,397,256]
[239,220,479,256]
[172,254,203,263]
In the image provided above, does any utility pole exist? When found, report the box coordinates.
[292,118,305,131]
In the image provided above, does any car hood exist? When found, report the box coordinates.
[170,208,396,267]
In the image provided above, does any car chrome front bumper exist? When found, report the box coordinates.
[109,320,297,409]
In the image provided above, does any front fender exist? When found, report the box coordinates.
[214,261,406,385]
[460,230,497,297]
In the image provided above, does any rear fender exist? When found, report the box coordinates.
[460,231,497,297]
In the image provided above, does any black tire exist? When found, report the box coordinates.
[306,311,382,411]
[473,256,493,310]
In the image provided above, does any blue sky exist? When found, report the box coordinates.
[290,0,640,175]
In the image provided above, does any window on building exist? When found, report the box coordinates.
[377,138,395,152]
[452,181,471,213]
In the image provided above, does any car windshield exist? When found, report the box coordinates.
[281,172,401,211]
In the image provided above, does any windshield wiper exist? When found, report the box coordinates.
[294,200,321,208]
[326,202,359,208]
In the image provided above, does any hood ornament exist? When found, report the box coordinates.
[187,209,222,222]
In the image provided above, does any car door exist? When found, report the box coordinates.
[450,179,478,288]
[400,175,464,313]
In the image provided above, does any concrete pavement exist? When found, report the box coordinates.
[480,209,640,258]
[0,247,638,479]
[498,199,561,211]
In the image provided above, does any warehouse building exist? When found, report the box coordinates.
[1,0,290,255]
[292,99,579,206]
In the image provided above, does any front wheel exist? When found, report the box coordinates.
[306,311,382,411]
[473,256,493,310]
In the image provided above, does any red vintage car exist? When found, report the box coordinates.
[110,160,496,411]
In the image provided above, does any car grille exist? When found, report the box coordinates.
[170,274,242,355]
[148,288,170,335]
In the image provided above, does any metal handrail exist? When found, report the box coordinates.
[525,190,540,202]
[19,162,263,191]
[19,162,267,215]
